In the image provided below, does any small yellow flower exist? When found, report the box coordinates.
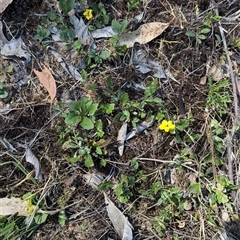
[159,120,175,133]
[83,9,93,20]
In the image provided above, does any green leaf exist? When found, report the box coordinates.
[144,78,158,97]
[99,50,110,60]
[85,154,94,167]
[6,66,13,73]
[65,113,79,125]
[123,110,130,118]
[81,69,88,80]
[100,159,107,167]
[68,28,76,40]
[112,19,128,34]
[88,103,98,115]
[0,90,8,99]
[120,92,129,106]
[88,50,97,58]
[112,19,121,33]
[58,211,68,226]
[200,28,211,34]
[185,31,196,37]
[34,213,48,224]
[198,34,207,40]
[189,183,201,195]
[214,189,229,204]
[47,11,57,20]
[120,19,128,33]
[130,159,139,170]
[80,117,94,130]
[67,156,81,163]
[72,40,82,50]
[69,101,80,111]
[113,112,124,122]
[59,0,75,14]
[105,103,115,114]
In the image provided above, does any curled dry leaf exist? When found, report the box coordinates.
[26,146,43,180]
[0,0,13,14]
[103,192,133,240]
[117,22,170,48]
[0,197,29,216]
[33,64,57,105]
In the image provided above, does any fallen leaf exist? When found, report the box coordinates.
[0,0,13,14]
[26,145,43,180]
[117,122,127,156]
[0,197,29,216]
[117,22,170,48]
[68,11,90,44]
[1,37,31,63]
[103,192,133,240]
[33,64,57,104]
[91,26,117,39]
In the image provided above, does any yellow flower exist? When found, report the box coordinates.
[159,120,175,133]
[83,9,93,20]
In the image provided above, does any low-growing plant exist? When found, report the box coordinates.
[58,97,108,167]
[59,0,75,14]
[90,2,110,29]
[206,77,231,116]
[127,0,141,11]
[114,174,136,203]
[186,12,221,44]
[0,82,8,99]
[87,50,111,67]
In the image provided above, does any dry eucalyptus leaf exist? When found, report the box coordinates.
[69,11,89,44]
[0,0,13,14]
[0,197,29,216]
[33,64,57,105]
[91,26,116,39]
[117,22,170,48]
[103,192,133,240]
[117,122,127,156]
[1,37,31,63]
[26,146,43,180]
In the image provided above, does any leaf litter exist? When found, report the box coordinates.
[104,192,133,240]
[33,64,57,105]
[117,21,170,48]
[25,145,42,181]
